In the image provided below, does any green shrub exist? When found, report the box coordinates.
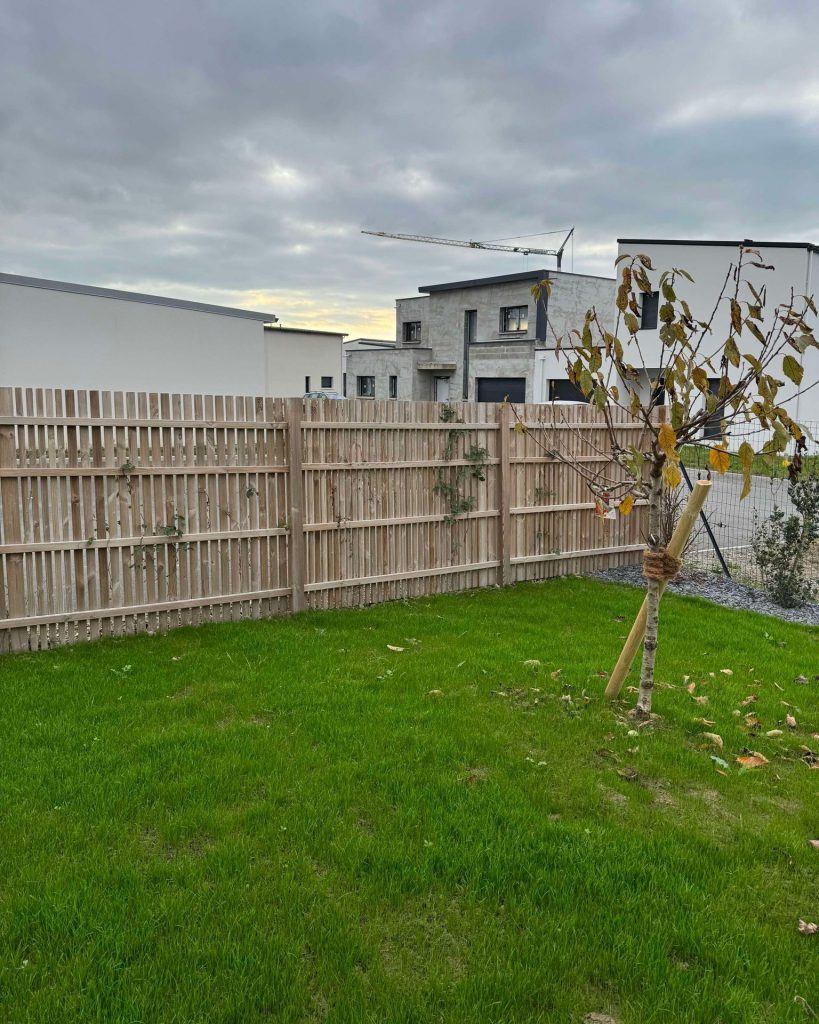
[752,473,819,607]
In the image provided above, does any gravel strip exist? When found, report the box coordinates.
[591,565,819,627]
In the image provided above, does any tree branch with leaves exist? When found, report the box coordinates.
[523,245,816,718]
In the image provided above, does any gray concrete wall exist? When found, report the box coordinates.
[345,347,434,400]
[545,272,616,344]
[393,272,614,402]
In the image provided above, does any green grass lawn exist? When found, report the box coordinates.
[681,443,818,479]
[1,579,818,1024]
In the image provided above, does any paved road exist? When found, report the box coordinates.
[683,467,794,561]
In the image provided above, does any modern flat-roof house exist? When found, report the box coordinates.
[606,238,819,426]
[345,268,615,403]
[0,272,344,397]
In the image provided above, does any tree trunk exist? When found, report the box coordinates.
[635,465,664,717]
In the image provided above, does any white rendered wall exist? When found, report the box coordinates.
[0,281,266,394]
[614,242,819,425]
[264,330,344,398]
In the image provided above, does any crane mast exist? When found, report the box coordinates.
[361,228,574,269]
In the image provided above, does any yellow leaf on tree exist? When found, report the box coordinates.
[662,461,682,490]
[709,445,730,475]
[619,494,634,516]
[738,441,754,500]
[658,422,677,458]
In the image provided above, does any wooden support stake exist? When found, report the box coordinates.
[497,402,512,587]
[605,479,712,699]
[0,388,27,651]
[286,397,307,614]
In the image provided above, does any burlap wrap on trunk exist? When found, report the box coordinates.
[642,547,682,583]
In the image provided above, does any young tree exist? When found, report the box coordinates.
[521,246,817,718]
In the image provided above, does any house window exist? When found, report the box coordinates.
[500,305,528,333]
[404,321,422,343]
[640,291,659,330]
[549,378,586,403]
[304,375,311,393]
[389,375,398,399]
[464,309,477,344]
[357,375,375,398]
[343,372,347,397]
[321,376,333,389]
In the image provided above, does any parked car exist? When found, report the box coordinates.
[304,390,343,400]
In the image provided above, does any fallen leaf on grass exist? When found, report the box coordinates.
[808,840,819,850]
[523,659,541,669]
[694,717,716,726]
[798,920,818,936]
[794,675,808,685]
[616,768,638,782]
[693,695,709,705]
[766,729,784,738]
[720,669,733,676]
[736,753,769,768]
[744,713,762,728]
[710,755,729,770]
[702,733,723,748]
[687,682,697,694]
[740,694,758,707]
[427,689,443,697]
[387,645,405,652]
[787,714,798,730]
[550,669,562,680]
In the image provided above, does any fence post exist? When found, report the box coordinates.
[286,397,307,613]
[497,402,512,587]
[0,387,26,651]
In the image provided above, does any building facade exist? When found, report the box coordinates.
[610,239,819,426]
[345,268,615,403]
[0,272,344,398]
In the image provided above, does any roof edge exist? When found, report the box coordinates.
[0,271,278,322]
[617,237,819,254]
[266,325,347,338]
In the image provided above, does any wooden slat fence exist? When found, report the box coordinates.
[0,388,648,651]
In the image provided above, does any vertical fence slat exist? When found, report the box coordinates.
[286,397,307,614]
[0,388,26,651]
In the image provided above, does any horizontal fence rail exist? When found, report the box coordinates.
[0,387,647,651]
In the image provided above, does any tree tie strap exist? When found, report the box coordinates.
[642,547,682,582]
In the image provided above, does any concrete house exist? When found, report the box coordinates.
[610,239,819,427]
[0,271,344,398]
[345,268,615,403]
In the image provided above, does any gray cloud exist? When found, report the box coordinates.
[2,0,818,334]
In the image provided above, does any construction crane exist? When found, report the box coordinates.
[361,227,574,269]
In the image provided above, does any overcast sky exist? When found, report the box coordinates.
[2,0,818,338]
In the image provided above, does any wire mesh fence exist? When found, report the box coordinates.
[679,421,819,589]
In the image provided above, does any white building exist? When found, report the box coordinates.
[612,239,819,427]
[0,271,344,398]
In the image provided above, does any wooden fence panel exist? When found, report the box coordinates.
[0,389,646,651]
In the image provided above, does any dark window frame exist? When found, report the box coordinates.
[321,375,333,389]
[304,375,311,393]
[357,375,375,398]
[500,305,528,333]
[389,375,398,399]
[403,321,422,344]
[640,291,659,331]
